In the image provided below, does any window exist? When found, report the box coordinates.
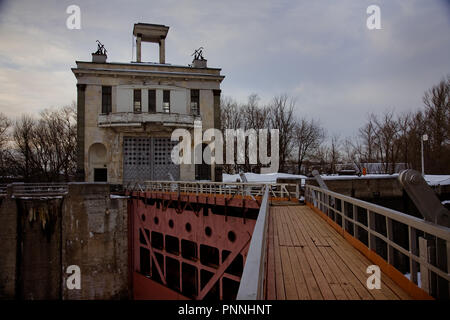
[101,86,112,114]
[190,89,200,116]
[133,89,141,112]
[94,168,107,182]
[163,90,170,113]
[148,89,156,113]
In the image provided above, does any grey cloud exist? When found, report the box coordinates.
[0,0,449,137]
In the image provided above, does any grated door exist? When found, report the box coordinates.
[123,137,179,183]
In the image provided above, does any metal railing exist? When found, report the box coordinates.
[10,183,68,197]
[305,184,450,298]
[125,180,299,200]
[237,185,270,300]
[0,184,7,196]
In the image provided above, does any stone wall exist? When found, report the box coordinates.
[62,183,129,299]
[18,198,63,299]
[0,183,129,300]
[0,192,17,299]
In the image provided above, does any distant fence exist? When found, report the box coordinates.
[0,184,7,197]
[125,180,299,200]
[2,181,300,200]
[8,183,68,198]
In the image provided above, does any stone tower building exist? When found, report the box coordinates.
[72,23,224,183]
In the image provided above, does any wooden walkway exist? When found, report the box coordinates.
[265,205,412,300]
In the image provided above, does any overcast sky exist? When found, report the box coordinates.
[0,0,449,137]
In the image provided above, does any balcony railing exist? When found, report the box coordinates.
[98,112,199,127]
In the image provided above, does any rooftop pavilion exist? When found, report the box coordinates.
[133,23,170,64]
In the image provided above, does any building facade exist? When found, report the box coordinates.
[72,23,224,183]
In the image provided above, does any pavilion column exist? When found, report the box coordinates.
[136,34,142,62]
[159,37,165,64]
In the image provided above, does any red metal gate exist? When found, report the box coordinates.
[128,191,259,300]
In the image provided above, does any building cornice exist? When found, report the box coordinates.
[72,67,225,82]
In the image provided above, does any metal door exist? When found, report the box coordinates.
[153,138,179,180]
[123,137,179,183]
[123,137,152,183]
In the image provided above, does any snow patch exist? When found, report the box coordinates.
[110,194,130,199]
[424,175,450,186]
[404,272,421,288]
[223,172,306,184]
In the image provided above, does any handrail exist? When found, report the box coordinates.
[0,184,7,196]
[126,180,299,199]
[236,185,270,300]
[305,184,450,298]
[10,183,68,197]
[98,111,196,126]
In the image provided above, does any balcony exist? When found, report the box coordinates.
[98,112,199,128]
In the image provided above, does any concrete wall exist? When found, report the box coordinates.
[0,195,17,299]
[62,183,129,299]
[116,87,133,112]
[115,85,190,114]
[19,199,63,300]
[0,183,129,300]
[306,176,403,198]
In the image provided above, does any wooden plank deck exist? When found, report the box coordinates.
[265,205,412,300]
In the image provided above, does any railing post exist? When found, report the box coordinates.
[447,239,450,276]
[447,239,450,298]
[367,210,375,251]
[419,237,431,294]
[409,227,418,285]
[386,218,395,265]
[312,190,317,207]
[339,200,345,229]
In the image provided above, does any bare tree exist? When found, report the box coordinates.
[12,105,77,182]
[310,144,329,174]
[294,117,325,174]
[358,115,377,163]
[0,113,12,177]
[396,112,412,168]
[241,94,269,172]
[13,115,36,181]
[34,105,77,180]
[329,134,341,174]
[342,136,363,173]
[372,110,401,174]
[268,94,296,172]
[220,96,242,174]
[422,76,450,173]
[406,110,427,170]
[241,94,268,130]
[220,96,242,133]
